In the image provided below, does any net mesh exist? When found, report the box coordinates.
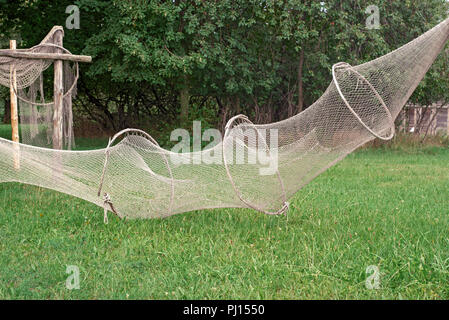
[0,27,77,149]
[0,18,448,220]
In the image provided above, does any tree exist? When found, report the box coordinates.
[1,0,448,133]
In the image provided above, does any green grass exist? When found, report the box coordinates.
[0,124,11,140]
[0,124,448,299]
[0,124,109,150]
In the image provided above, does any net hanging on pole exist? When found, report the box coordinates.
[0,27,78,149]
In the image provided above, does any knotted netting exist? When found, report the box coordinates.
[0,27,77,149]
[0,18,448,220]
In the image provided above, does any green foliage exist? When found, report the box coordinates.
[1,0,448,128]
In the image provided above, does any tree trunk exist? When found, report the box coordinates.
[117,104,126,130]
[297,49,304,114]
[421,107,440,142]
[180,86,190,123]
[287,90,294,118]
[3,99,11,123]
[234,96,240,114]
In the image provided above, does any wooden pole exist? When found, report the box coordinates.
[10,40,20,169]
[52,30,64,150]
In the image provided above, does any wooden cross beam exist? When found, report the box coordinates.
[0,26,92,63]
[0,50,92,63]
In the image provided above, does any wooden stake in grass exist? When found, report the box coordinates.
[10,40,20,170]
[52,29,64,150]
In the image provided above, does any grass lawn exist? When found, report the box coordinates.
[0,124,448,299]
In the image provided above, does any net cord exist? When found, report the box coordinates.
[9,43,79,106]
[222,114,289,216]
[332,62,395,141]
[97,128,175,217]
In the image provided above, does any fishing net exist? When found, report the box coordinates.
[0,18,448,220]
[0,26,77,149]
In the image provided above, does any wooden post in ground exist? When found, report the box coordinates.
[52,29,64,150]
[0,26,92,151]
[10,40,20,169]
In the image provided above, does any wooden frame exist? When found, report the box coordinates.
[0,26,92,152]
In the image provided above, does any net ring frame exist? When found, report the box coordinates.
[97,128,175,217]
[9,43,79,107]
[222,114,289,216]
[332,62,395,141]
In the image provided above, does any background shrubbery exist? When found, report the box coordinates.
[1,0,448,138]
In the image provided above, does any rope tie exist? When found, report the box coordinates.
[102,192,119,224]
[278,201,290,216]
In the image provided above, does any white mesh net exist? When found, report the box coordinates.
[0,27,77,149]
[0,18,448,220]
